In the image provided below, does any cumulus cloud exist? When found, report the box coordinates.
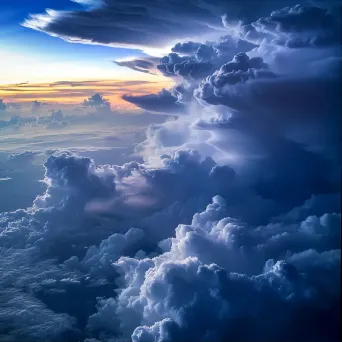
[2,1,341,341]
[82,93,111,108]
[94,196,340,341]
[1,163,340,341]
[0,96,170,133]
[0,149,233,254]
[0,148,235,339]
[158,38,255,80]
[227,4,342,48]
[0,109,70,131]
[192,50,340,170]
[171,41,203,55]
[1,149,340,341]
[194,52,275,106]
[125,38,257,109]
[44,109,69,129]
[0,115,37,130]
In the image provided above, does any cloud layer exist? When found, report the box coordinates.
[22,0,300,50]
[1,1,341,341]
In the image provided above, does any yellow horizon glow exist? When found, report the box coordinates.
[0,78,173,108]
[0,50,166,84]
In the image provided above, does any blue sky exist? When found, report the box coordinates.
[0,0,150,83]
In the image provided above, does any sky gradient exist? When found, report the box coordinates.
[0,0,169,103]
[0,1,341,342]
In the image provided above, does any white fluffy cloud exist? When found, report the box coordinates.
[94,196,340,341]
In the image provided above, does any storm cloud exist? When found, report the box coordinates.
[0,99,7,111]
[2,1,341,341]
[122,89,186,114]
[22,0,300,50]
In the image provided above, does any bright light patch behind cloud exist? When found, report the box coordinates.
[0,50,166,84]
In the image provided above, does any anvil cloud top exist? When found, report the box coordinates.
[0,0,341,341]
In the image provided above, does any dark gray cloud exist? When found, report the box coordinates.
[213,35,257,58]
[194,52,275,106]
[152,38,257,106]
[98,195,340,342]
[114,57,160,75]
[0,99,7,111]
[0,145,340,341]
[82,93,110,108]
[231,4,342,48]
[171,41,203,55]
[157,53,191,76]
[122,89,186,114]
[192,51,340,213]
[158,39,255,80]
[22,0,299,50]
[193,53,340,162]
[0,149,233,254]
[173,59,214,80]
[2,1,341,341]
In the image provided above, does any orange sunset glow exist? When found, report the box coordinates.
[0,78,172,108]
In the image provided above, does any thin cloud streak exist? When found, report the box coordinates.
[0,79,172,106]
